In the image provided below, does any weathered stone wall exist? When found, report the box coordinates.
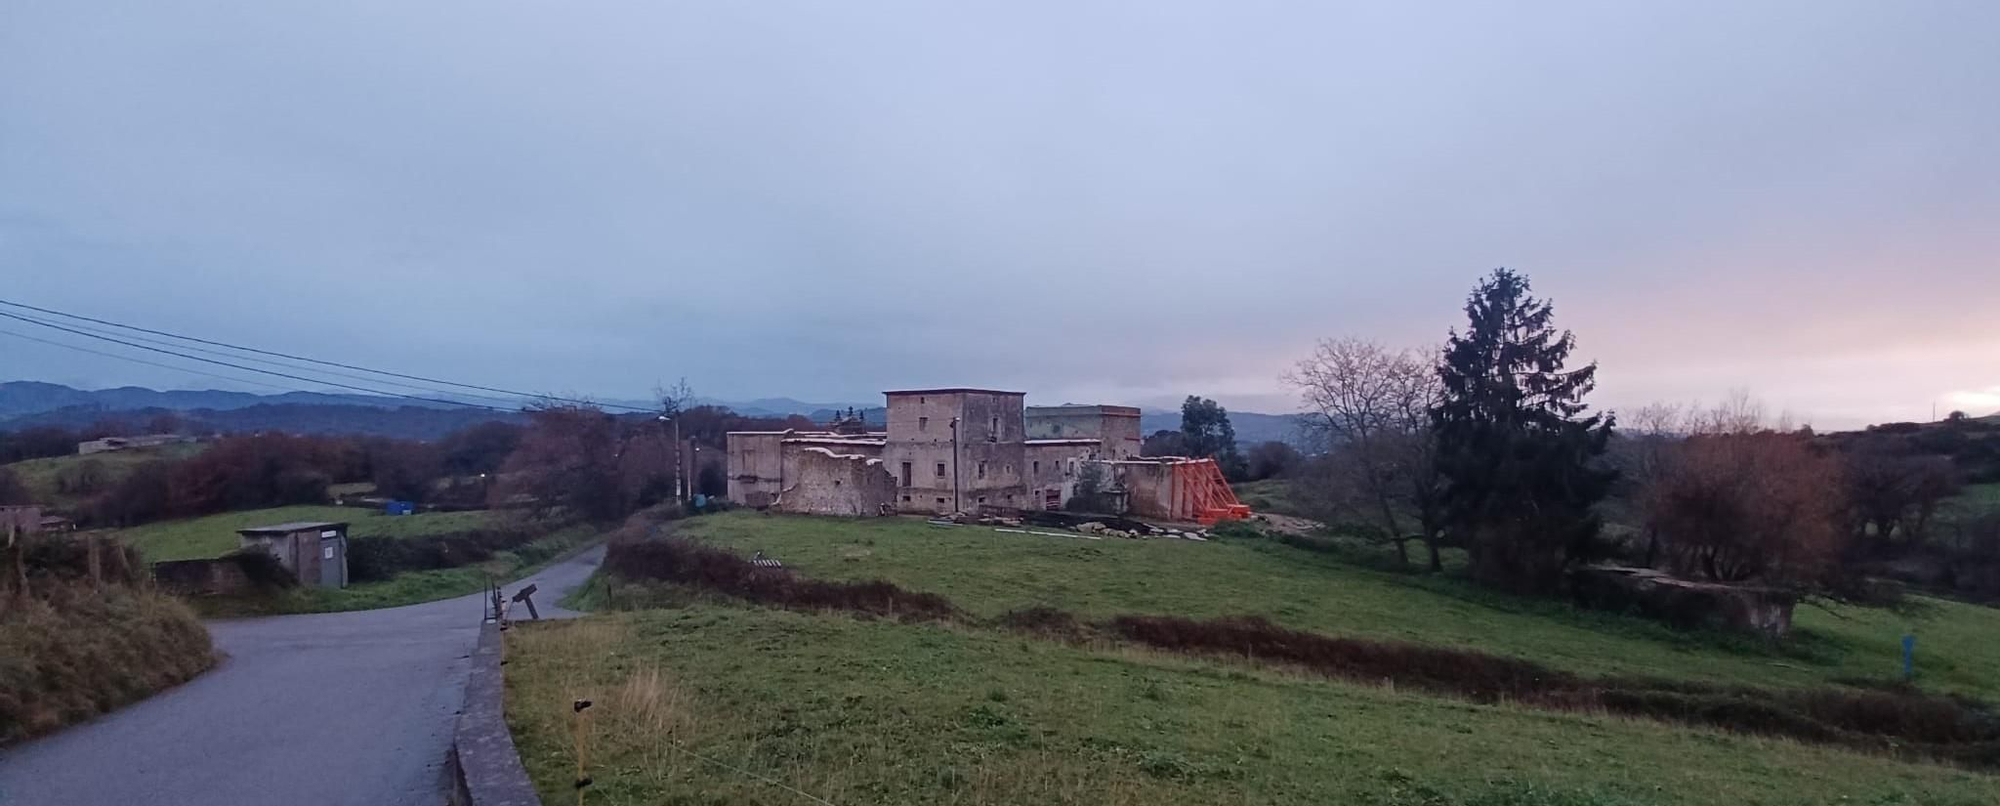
[726,432,790,505]
[152,558,255,595]
[775,448,898,516]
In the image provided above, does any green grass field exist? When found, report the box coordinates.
[499,511,2000,805]
[671,512,2000,700]
[1232,477,1309,518]
[506,608,1995,806]
[111,505,503,561]
[3,444,204,511]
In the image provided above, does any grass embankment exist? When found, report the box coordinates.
[507,609,1994,806]
[1,577,214,744]
[114,504,501,562]
[674,512,2000,700]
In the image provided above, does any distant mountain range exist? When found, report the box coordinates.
[0,380,474,421]
[0,381,1308,444]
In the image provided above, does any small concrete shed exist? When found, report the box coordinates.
[238,521,349,588]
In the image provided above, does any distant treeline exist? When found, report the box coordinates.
[0,402,817,529]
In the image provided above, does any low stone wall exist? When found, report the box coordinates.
[447,622,541,806]
[152,558,253,595]
[1571,565,1797,639]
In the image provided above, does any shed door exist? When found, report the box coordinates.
[319,535,345,588]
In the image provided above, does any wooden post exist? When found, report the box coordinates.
[8,522,25,608]
[86,535,103,590]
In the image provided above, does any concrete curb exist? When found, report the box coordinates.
[446,621,542,806]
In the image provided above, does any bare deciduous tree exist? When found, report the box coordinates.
[1283,338,1445,570]
[1633,395,1849,592]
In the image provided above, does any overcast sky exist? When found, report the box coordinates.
[2,2,1995,428]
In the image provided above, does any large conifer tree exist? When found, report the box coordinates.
[1433,269,1616,592]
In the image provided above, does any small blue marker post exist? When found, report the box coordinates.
[1901,634,1916,681]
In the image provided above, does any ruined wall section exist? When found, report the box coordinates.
[1024,441,1099,510]
[774,448,897,516]
[726,432,790,507]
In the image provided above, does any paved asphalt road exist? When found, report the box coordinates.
[0,544,605,806]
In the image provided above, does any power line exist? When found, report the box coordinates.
[0,327,302,394]
[0,309,513,412]
[2,311,527,409]
[0,297,659,412]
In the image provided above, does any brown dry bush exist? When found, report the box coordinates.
[604,536,959,621]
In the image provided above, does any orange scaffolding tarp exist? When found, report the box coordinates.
[1170,459,1252,525]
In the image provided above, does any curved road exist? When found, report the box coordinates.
[0,545,604,806]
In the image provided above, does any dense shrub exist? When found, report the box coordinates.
[18,534,144,587]
[604,536,958,621]
[224,548,299,590]
[344,525,545,583]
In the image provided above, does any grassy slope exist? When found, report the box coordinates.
[4,444,203,511]
[677,512,2000,701]
[1,586,214,744]
[506,609,1994,806]
[1231,478,1309,518]
[113,505,502,561]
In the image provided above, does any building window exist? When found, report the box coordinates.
[989,416,998,442]
[919,416,928,431]
[935,462,946,478]
[935,497,946,505]
[902,495,911,502]
[977,460,987,479]
[900,462,912,487]
[1032,460,1040,475]
[977,496,987,505]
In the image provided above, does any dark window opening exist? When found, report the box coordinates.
[900,462,912,487]
[977,460,987,479]
[935,462,946,478]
